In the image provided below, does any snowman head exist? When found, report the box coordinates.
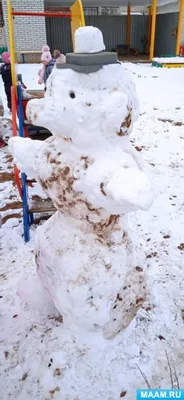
[74,26,105,54]
[26,27,139,149]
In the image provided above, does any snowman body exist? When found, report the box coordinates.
[9,27,153,340]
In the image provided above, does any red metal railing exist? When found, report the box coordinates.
[11,85,22,197]
[11,11,74,17]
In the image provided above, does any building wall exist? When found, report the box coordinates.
[0,26,6,47]
[2,0,47,62]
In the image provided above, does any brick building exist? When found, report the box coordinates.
[2,0,47,62]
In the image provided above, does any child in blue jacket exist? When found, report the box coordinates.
[0,52,27,112]
[0,52,12,111]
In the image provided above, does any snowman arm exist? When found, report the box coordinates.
[76,166,154,213]
[125,145,144,171]
[9,137,45,180]
[119,138,145,172]
[104,168,154,211]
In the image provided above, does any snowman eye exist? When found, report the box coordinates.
[69,91,76,99]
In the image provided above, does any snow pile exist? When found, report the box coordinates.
[36,211,148,339]
[152,56,184,64]
[17,273,55,315]
[9,27,153,397]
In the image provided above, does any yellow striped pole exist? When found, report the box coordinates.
[176,0,184,55]
[70,0,85,51]
[7,0,16,87]
[149,0,157,61]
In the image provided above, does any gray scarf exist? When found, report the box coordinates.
[56,51,120,74]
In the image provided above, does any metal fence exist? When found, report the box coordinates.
[130,15,148,52]
[46,15,148,54]
[46,17,73,54]
[85,16,127,51]
[155,12,178,56]
[46,13,178,57]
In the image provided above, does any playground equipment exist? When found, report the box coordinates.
[11,83,56,241]
[8,0,85,242]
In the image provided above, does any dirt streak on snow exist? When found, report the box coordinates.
[0,63,184,400]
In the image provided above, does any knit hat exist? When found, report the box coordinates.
[2,52,10,64]
[41,45,52,63]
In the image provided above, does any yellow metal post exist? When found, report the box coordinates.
[176,0,184,55]
[7,0,16,88]
[126,3,131,47]
[149,0,157,61]
[70,0,85,51]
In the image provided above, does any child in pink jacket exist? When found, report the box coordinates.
[38,45,55,90]
[38,45,49,85]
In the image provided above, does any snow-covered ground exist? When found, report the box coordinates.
[152,56,184,64]
[1,63,184,399]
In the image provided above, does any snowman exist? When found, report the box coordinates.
[9,27,153,339]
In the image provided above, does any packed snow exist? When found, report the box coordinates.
[152,56,184,64]
[1,59,184,400]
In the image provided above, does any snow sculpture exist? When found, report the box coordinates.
[9,27,153,339]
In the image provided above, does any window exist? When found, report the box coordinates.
[100,7,120,16]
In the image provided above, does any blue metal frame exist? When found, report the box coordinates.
[17,84,47,242]
[21,172,30,242]
[17,85,24,138]
[17,84,32,242]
